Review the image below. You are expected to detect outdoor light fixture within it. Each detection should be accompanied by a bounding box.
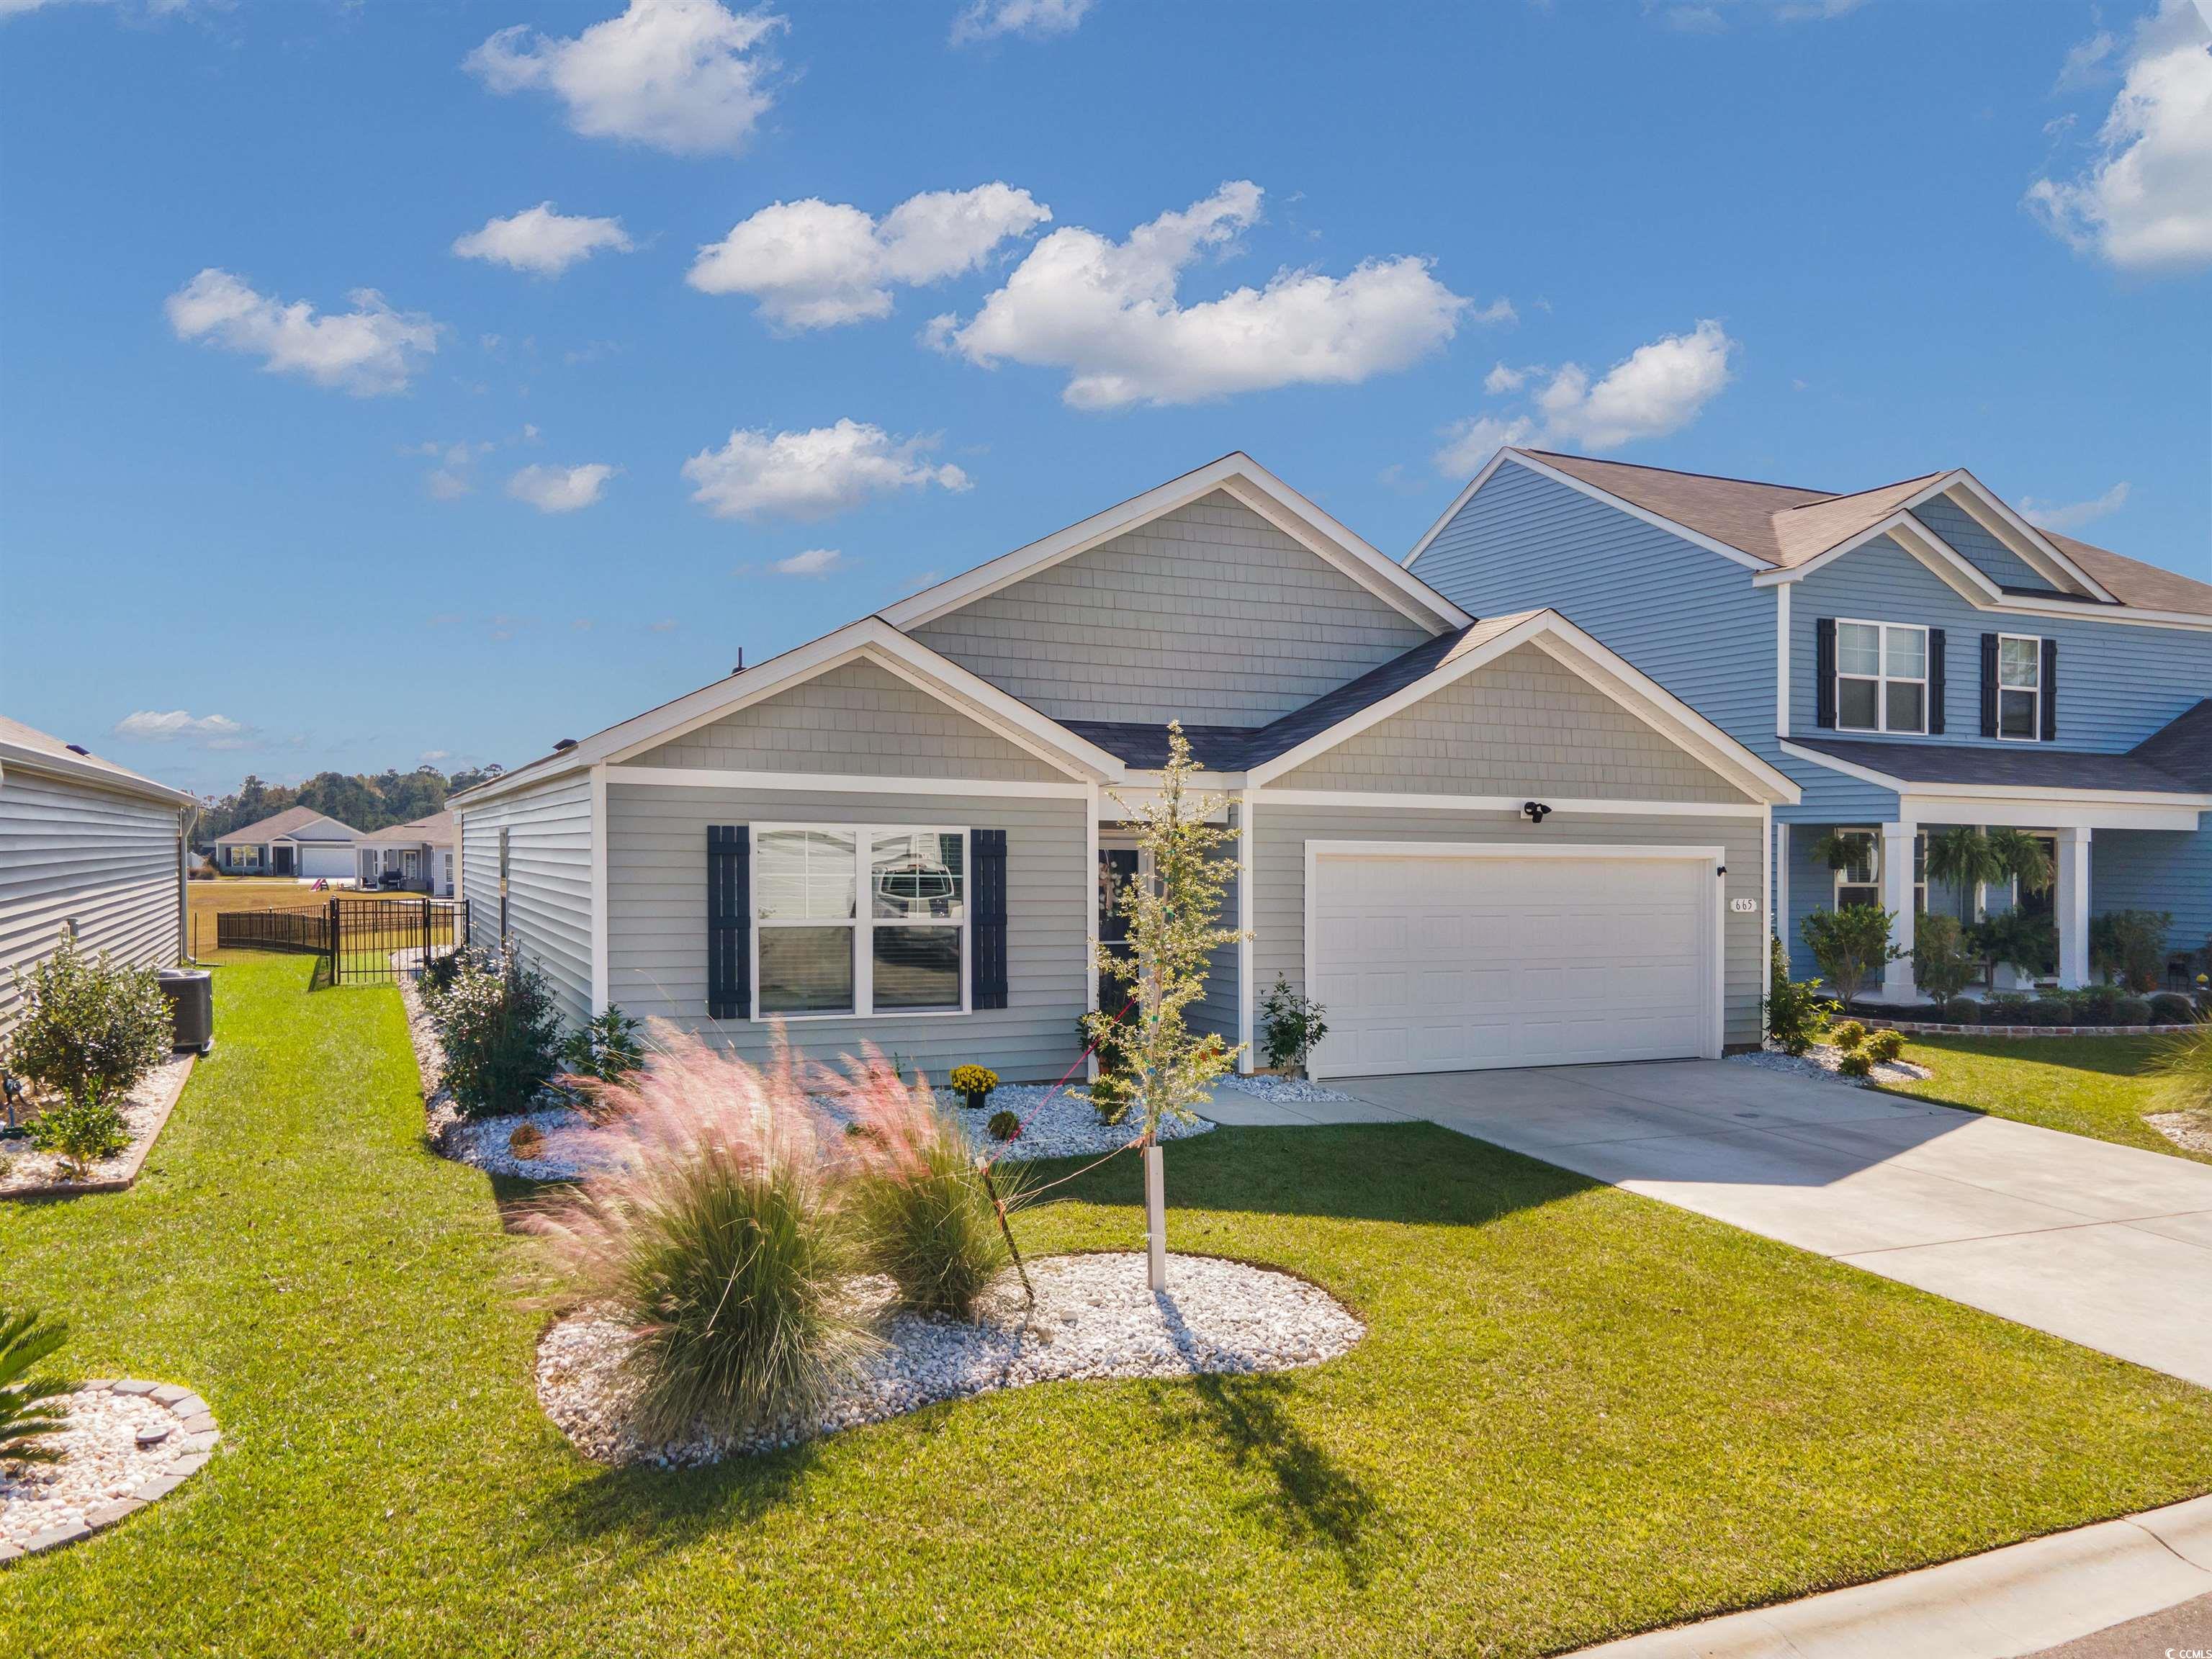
[1522,801,1552,824]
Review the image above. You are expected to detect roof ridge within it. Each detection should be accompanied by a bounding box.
[1771,469,1949,515]
[1523,448,1837,498]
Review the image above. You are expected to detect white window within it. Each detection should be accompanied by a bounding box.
[753,826,968,1019]
[1835,620,1928,734]
[1997,634,2042,742]
[1831,827,1926,914]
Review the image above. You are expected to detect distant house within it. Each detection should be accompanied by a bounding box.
[212,806,363,880]
[355,811,456,896]
[1,714,194,1038]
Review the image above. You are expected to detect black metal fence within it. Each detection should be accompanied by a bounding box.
[329,896,469,985]
[215,908,331,954]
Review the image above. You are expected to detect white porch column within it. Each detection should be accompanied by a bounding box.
[1878,820,1917,1002]
[2056,827,2092,989]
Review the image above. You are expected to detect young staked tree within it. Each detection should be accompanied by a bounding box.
[1094,722,1246,1291]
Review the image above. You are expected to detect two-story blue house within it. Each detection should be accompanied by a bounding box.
[1407,447,2212,1004]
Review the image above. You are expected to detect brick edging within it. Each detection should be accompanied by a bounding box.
[0,1379,220,1563]
[1858,1018,2201,1038]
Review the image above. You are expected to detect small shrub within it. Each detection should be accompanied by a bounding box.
[428,948,563,1119]
[845,1061,1020,1318]
[2090,909,2172,994]
[948,1065,999,1110]
[1763,937,1835,1056]
[986,1109,1021,1143]
[1983,994,2031,1024]
[560,1007,644,1083]
[2023,997,2075,1027]
[1259,976,1328,1074]
[1943,996,1982,1025]
[523,1034,873,1440]
[2074,983,2121,1022]
[1912,913,1977,1004]
[0,1307,71,1468]
[4,934,171,1115]
[27,1094,128,1179]
[508,1121,546,1160]
[421,948,467,998]
[1970,912,2058,989]
[1802,905,1905,1008]
[1863,1029,1906,1064]
[2110,997,2152,1027]
[2149,992,2195,1025]
[1829,1019,1868,1051]
[1835,1048,1875,1078]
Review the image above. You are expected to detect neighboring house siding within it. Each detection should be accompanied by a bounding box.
[457,777,594,1025]
[1910,494,2059,595]
[911,490,1434,724]
[2093,827,2212,969]
[1274,643,1750,804]
[606,783,1087,1081]
[631,658,1064,783]
[0,767,179,1037]
[1251,804,1766,1048]
[1789,535,2211,751]
[1409,463,1783,768]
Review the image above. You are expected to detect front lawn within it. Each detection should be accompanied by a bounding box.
[1887,1034,2209,1165]
[6,954,2212,1657]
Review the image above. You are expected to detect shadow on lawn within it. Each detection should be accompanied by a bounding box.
[537,1440,822,1555]
[1905,1031,2167,1082]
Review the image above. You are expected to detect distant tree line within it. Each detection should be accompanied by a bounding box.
[194,763,503,842]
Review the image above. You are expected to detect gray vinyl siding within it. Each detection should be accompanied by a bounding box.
[1790,534,2212,753]
[457,775,594,1026]
[1910,494,2059,594]
[0,765,181,1037]
[606,784,1087,1082]
[912,490,1435,724]
[631,658,1063,783]
[1253,804,1766,1049]
[1276,643,1750,804]
[1192,863,1239,1046]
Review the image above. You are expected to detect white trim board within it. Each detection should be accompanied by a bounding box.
[1254,788,1761,817]
[604,765,1089,799]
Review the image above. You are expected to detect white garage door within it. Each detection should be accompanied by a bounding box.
[1307,846,1718,1079]
[297,843,356,880]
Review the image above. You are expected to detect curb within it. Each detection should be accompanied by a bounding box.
[1568,1493,2212,1658]
[0,1379,220,1564]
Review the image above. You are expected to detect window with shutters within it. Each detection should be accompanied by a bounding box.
[752,824,968,1018]
[1995,634,2042,742]
[1834,619,1928,734]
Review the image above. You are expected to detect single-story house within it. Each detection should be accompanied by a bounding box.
[452,454,1798,1083]
[1,714,194,1039]
[212,806,362,879]
[356,811,456,896]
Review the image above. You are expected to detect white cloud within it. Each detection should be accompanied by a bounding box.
[2018,480,2131,533]
[420,750,452,763]
[464,0,784,157]
[2028,1,2212,272]
[1434,320,1737,473]
[950,0,1092,45]
[112,710,252,750]
[453,202,634,276]
[688,184,1051,328]
[683,419,969,521]
[771,547,843,576]
[934,181,1480,408]
[165,269,437,395]
[507,462,619,513]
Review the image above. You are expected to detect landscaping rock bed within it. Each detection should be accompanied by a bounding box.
[0,1051,195,1199]
[0,1380,218,1560]
[1214,1074,1355,1105]
[537,1251,1364,1466]
[2149,1112,2212,1156]
[1728,1046,1933,1089]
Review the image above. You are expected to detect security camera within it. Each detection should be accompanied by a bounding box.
[1522,801,1552,824]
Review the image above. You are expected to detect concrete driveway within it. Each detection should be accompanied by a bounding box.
[1272,1061,2212,1389]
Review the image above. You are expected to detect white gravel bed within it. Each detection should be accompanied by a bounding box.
[1728,1044,1933,1089]
[901,1084,1215,1162]
[1,1382,216,1552]
[2149,1111,2212,1156]
[1213,1074,1355,1104]
[537,1251,1364,1466]
[0,1051,194,1196]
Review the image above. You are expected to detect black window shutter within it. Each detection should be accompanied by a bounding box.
[1979,634,2000,738]
[2040,637,2058,742]
[707,824,749,1020]
[1927,628,1946,734]
[1814,618,1837,729]
[971,828,1008,1010]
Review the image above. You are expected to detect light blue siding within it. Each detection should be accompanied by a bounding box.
[2095,827,2212,969]
[1910,494,2059,594]
[1789,534,2211,750]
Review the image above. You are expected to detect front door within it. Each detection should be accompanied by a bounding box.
[1097,848,1142,990]
[273,844,295,876]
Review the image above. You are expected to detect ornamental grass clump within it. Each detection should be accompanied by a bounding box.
[2150,1017,2212,1114]
[844,1056,1020,1320]
[523,1033,873,1441]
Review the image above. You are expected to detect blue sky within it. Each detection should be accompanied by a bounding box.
[4,0,2208,799]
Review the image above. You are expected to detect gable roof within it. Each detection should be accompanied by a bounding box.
[213,805,361,844]
[2127,698,2212,791]
[1426,449,2211,620]
[0,714,196,809]
[358,811,457,848]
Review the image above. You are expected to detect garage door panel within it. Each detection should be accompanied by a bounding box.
[1309,850,1714,1079]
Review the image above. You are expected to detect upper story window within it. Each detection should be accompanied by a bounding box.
[753,825,968,1019]
[1835,620,1928,735]
[1996,634,2042,742]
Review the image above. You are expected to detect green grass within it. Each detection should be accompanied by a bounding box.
[6,954,2212,1657]
[1887,1033,2210,1164]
